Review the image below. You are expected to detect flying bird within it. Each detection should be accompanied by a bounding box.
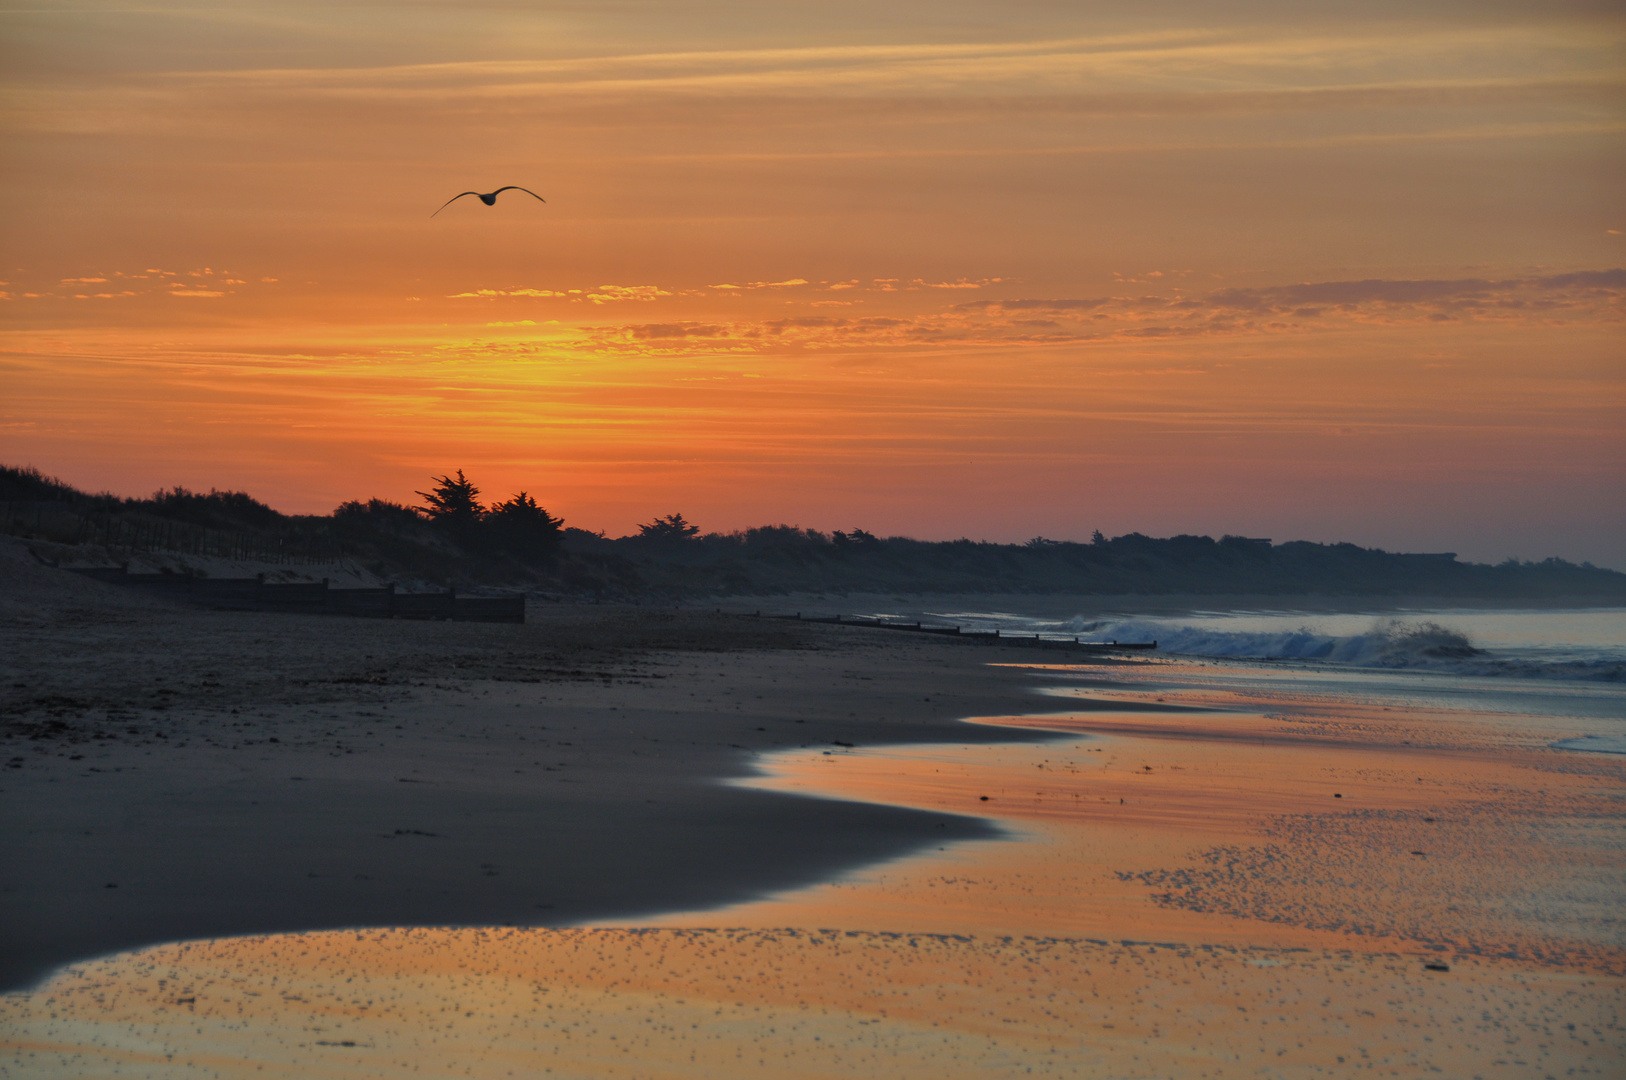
[431,186,546,218]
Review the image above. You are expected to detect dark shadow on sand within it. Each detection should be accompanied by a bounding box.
[0,774,998,992]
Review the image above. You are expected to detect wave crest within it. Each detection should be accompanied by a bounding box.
[1376,621,1481,661]
[1068,616,1620,681]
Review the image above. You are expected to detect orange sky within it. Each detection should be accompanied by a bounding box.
[2,2,1623,564]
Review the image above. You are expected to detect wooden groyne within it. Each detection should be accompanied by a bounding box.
[757,611,1154,652]
[58,564,525,624]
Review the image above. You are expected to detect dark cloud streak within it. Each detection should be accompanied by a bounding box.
[971,269,1626,319]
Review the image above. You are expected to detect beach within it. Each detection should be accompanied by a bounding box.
[2,536,1623,1076]
[0,537,1065,990]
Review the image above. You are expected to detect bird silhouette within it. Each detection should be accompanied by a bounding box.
[431,186,546,218]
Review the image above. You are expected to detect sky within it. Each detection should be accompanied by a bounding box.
[2,1,1623,565]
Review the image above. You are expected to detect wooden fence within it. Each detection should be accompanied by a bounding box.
[63,565,524,624]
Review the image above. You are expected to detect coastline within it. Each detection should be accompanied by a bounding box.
[1,536,1079,992]
[3,533,1623,1075]
[704,590,1626,617]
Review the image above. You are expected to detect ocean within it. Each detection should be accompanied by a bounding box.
[893,606,1625,678]
[7,602,1622,1075]
[852,605,1626,747]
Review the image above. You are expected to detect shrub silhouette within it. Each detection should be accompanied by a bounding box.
[832,528,882,549]
[638,513,700,542]
[334,498,424,529]
[6,459,1624,600]
[0,465,85,503]
[148,486,282,531]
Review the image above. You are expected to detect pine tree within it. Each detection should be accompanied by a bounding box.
[416,470,487,550]
[417,470,484,524]
[489,492,564,564]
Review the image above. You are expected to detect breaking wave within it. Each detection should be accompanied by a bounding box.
[1065,616,1624,681]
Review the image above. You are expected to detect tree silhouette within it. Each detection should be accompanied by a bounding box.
[417,470,484,524]
[416,470,487,550]
[489,492,564,564]
[638,513,700,542]
[832,528,880,548]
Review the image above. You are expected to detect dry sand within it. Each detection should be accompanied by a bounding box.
[1,535,1622,1077]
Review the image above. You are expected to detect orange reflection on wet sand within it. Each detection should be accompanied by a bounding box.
[4,927,1619,1079]
[3,678,1622,1078]
[647,704,1585,954]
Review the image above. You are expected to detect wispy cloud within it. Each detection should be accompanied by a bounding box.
[709,279,809,291]
[585,285,672,303]
[446,284,673,303]
[5,267,268,303]
[567,268,1626,355]
[962,270,1626,323]
[21,21,1617,164]
[971,298,1110,311]
[156,26,1619,106]
[624,323,729,339]
[914,277,1004,289]
[450,288,567,299]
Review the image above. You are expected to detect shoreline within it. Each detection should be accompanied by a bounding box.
[2,536,1090,992]
[6,644,1621,1077]
[4,530,1623,1076]
[702,590,1626,616]
[6,530,1621,991]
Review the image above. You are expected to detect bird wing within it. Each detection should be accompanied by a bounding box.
[491,186,546,204]
[430,192,482,218]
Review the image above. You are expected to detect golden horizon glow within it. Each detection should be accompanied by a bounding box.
[2,2,1623,562]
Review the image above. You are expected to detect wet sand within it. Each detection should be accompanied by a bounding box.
[3,536,1623,1076]
[0,535,1060,990]
[690,692,1625,972]
[5,683,1622,1077]
[5,928,1618,1078]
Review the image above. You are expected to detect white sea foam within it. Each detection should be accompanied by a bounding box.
[1088,617,1624,681]
[912,608,1626,683]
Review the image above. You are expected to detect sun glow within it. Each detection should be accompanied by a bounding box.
[2,2,1622,561]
